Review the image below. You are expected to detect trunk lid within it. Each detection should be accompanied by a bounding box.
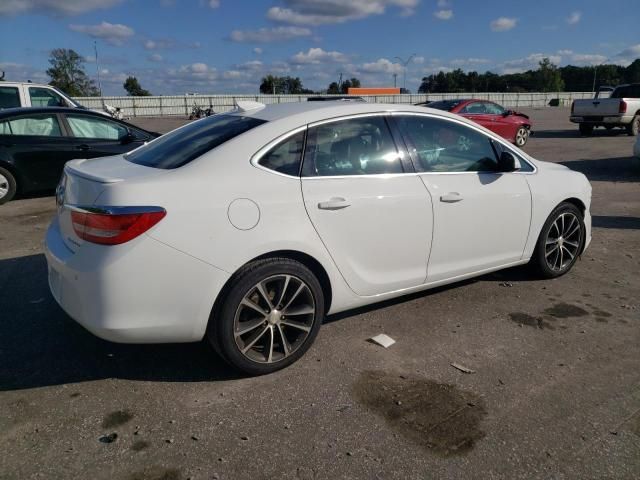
[57,155,164,252]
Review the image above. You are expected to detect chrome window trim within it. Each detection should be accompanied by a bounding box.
[250,125,307,179]
[390,111,537,175]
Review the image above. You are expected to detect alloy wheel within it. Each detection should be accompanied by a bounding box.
[515,127,528,147]
[233,274,316,364]
[544,212,582,272]
[0,173,9,200]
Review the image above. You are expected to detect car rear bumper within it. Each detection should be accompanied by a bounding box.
[570,115,633,125]
[45,218,229,343]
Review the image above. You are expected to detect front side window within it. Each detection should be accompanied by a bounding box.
[303,116,402,176]
[258,130,305,176]
[0,114,62,137]
[126,114,266,169]
[66,114,127,140]
[484,102,505,115]
[29,87,66,107]
[0,87,20,109]
[396,115,499,173]
[460,102,487,114]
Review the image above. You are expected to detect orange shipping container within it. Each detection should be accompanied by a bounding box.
[347,87,401,95]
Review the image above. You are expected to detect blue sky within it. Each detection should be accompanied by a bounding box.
[1,0,639,95]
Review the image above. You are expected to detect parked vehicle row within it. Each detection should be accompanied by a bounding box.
[45,100,591,375]
[417,98,532,147]
[0,107,158,203]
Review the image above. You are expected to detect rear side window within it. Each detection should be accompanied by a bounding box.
[258,130,305,176]
[126,115,266,169]
[302,116,402,176]
[0,87,20,109]
[0,113,62,137]
[426,100,463,111]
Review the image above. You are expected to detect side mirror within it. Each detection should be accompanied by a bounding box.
[498,151,521,172]
[119,129,135,144]
[502,110,512,117]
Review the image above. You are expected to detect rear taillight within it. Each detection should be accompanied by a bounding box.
[619,101,627,113]
[571,101,575,114]
[70,207,166,245]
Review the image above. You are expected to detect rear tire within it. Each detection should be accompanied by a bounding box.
[0,167,17,205]
[530,202,585,279]
[579,124,593,136]
[626,115,639,136]
[208,258,325,375]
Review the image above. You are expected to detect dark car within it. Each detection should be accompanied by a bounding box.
[416,99,532,147]
[0,107,159,204]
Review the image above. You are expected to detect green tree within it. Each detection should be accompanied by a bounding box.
[623,59,640,83]
[533,58,564,92]
[123,76,152,96]
[327,81,340,94]
[340,77,361,94]
[259,75,306,94]
[46,49,99,96]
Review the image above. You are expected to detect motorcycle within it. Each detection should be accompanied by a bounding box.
[189,103,215,120]
[103,103,124,120]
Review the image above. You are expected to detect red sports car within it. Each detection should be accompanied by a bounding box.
[417,99,532,147]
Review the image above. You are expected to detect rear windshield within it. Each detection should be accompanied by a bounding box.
[126,114,266,169]
[424,100,464,111]
[611,85,640,98]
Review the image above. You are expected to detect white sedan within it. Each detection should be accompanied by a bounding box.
[45,101,592,375]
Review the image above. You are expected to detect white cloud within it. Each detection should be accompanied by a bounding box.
[569,54,607,66]
[614,44,640,66]
[490,17,517,32]
[557,49,573,56]
[434,9,452,20]
[566,11,581,25]
[413,56,425,64]
[253,47,263,55]
[266,0,419,26]
[450,57,490,67]
[148,53,164,62]
[208,0,220,8]
[237,60,264,70]
[437,0,450,6]
[69,21,134,46]
[229,26,312,43]
[361,58,404,74]
[291,47,348,64]
[501,53,561,73]
[0,0,122,16]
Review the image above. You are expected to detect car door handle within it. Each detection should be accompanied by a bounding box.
[440,192,463,203]
[75,144,91,151]
[318,197,351,210]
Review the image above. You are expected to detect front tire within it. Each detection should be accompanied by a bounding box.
[626,115,639,136]
[208,258,325,375]
[531,202,585,279]
[514,126,529,147]
[0,167,17,205]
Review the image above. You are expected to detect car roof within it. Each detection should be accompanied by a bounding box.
[0,82,52,87]
[236,101,474,125]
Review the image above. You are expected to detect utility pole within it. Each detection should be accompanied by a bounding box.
[338,72,343,92]
[94,41,102,97]
[393,73,397,87]
[394,53,416,92]
[592,65,597,94]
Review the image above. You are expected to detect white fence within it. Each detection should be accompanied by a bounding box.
[73,92,594,118]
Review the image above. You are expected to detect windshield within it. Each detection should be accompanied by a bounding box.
[126,114,266,169]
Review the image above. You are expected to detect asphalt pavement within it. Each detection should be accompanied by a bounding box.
[1,107,639,480]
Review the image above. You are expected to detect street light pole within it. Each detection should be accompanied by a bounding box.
[394,53,416,92]
[94,41,102,97]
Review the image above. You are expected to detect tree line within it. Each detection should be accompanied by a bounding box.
[418,58,640,93]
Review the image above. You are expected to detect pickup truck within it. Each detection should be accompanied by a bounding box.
[570,83,640,136]
[0,81,121,118]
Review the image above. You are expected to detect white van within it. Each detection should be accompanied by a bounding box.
[0,82,84,109]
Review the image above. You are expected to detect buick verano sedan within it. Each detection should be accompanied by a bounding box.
[45,101,591,375]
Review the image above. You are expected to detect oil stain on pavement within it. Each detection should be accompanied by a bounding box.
[353,371,486,456]
[102,410,134,429]
[543,303,589,318]
[509,312,555,330]
[126,467,181,480]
